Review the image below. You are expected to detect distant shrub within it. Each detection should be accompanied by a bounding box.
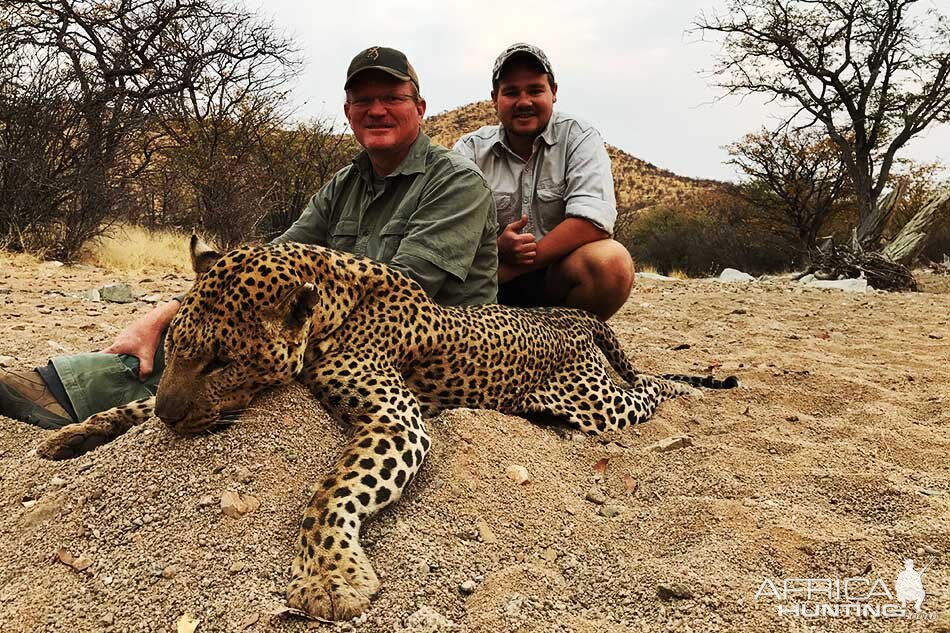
[620,187,800,276]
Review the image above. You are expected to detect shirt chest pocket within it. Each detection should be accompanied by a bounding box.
[328,219,358,253]
[493,192,518,232]
[377,218,408,264]
[535,180,566,232]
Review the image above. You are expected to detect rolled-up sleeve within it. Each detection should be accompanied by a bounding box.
[563,129,617,234]
[393,163,495,282]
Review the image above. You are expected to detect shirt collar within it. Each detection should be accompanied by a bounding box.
[354,130,430,180]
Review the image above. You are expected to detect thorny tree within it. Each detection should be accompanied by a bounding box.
[727,128,849,248]
[0,0,297,259]
[696,0,950,248]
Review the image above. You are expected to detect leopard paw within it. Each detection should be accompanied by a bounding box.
[36,422,114,460]
[285,568,379,621]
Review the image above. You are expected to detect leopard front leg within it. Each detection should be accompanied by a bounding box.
[36,396,156,460]
[287,358,430,621]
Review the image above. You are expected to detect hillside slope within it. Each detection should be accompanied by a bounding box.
[425,101,722,213]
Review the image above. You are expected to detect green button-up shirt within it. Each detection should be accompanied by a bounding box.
[275,131,498,306]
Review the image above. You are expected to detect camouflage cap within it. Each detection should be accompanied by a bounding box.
[345,46,420,92]
[492,43,554,83]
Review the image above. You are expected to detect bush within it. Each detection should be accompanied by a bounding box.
[621,187,800,276]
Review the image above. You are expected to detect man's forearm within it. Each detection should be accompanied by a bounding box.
[533,218,608,267]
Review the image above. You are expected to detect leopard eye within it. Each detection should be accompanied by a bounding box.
[203,358,231,374]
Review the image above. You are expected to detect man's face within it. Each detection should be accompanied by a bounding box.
[344,71,426,156]
[492,59,557,140]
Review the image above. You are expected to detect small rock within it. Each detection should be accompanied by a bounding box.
[505,464,530,485]
[648,436,693,453]
[398,606,454,633]
[717,268,755,283]
[81,289,102,302]
[476,518,497,544]
[198,494,215,507]
[415,559,430,575]
[229,561,246,575]
[585,487,607,505]
[49,476,67,488]
[99,613,115,626]
[139,294,162,304]
[220,490,260,518]
[40,261,64,269]
[99,284,134,304]
[460,580,477,594]
[235,466,253,484]
[0,355,14,367]
[38,307,52,315]
[599,504,625,518]
[657,582,694,600]
[929,332,944,340]
[162,565,179,579]
[543,547,558,562]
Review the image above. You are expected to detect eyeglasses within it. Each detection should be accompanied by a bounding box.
[348,94,417,109]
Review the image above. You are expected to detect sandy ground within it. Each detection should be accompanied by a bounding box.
[0,255,948,633]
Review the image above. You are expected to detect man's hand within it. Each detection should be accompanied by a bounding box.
[101,300,180,380]
[497,215,537,265]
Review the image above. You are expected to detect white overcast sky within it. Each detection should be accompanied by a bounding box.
[256,0,950,182]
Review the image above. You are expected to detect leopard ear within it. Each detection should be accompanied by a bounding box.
[190,232,222,275]
[273,283,320,332]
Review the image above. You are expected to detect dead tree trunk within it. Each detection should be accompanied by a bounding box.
[853,183,905,250]
[881,189,950,265]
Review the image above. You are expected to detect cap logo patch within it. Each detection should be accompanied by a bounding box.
[366,47,380,60]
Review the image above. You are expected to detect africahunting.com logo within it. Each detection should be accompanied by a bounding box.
[755,559,934,620]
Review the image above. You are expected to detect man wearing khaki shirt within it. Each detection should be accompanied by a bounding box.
[454,43,634,320]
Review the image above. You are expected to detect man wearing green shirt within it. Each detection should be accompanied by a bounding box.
[0,46,498,429]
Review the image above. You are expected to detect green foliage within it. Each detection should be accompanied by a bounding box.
[623,188,800,276]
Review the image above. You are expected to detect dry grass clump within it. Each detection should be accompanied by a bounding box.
[79,225,191,273]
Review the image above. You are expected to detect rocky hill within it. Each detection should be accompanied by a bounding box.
[425,101,723,214]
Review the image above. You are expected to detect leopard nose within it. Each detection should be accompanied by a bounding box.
[154,393,189,426]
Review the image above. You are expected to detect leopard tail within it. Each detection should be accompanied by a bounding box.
[591,319,740,390]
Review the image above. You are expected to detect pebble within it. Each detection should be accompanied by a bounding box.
[99,284,134,303]
[49,476,67,488]
[229,561,246,575]
[235,466,253,484]
[657,583,694,600]
[505,464,530,485]
[220,490,260,518]
[459,580,477,594]
[585,487,607,505]
[0,355,14,367]
[599,504,625,518]
[99,613,115,626]
[476,518,497,543]
[162,565,179,579]
[648,436,694,453]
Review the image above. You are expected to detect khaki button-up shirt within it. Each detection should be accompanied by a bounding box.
[275,132,498,306]
[454,111,616,240]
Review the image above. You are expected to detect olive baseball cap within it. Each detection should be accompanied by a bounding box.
[345,46,420,92]
[492,43,555,83]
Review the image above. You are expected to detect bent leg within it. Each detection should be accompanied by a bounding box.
[545,239,634,320]
[288,356,431,621]
[36,396,156,460]
[514,360,698,434]
[51,342,165,421]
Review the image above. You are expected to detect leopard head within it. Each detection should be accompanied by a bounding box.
[154,235,327,434]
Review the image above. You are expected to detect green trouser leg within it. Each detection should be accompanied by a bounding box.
[50,334,166,422]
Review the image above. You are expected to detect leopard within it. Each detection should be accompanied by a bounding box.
[36,236,739,621]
